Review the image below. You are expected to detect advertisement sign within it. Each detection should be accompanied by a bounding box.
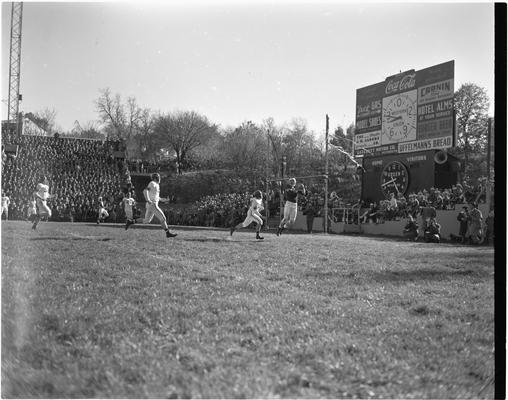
[354,131,381,149]
[397,135,453,153]
[355,82,384,136]
[354,60,454,156]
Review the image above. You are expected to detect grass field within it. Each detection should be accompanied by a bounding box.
[1,220,495,399]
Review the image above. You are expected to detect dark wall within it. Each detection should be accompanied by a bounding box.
[435,156,461,189]
[361,150,458,203]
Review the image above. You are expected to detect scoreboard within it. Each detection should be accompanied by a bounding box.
[355,61,455,157]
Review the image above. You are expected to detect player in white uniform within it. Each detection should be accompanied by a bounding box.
[32,176,52,230]
[142,173,177,238]
[96,196,109,224]
[1,193,10,220]
[230,190,265,240]
[120,191,136,230]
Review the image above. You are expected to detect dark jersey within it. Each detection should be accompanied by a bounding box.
[284,187,306,204]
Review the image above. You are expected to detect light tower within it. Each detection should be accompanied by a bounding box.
[7,2,23,136]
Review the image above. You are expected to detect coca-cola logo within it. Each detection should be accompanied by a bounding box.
[385,73,416,95]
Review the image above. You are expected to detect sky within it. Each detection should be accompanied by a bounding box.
[1,1,496,137]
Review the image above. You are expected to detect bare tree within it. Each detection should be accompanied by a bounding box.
[221,121,266,175]
[134,108,159,162]
[80,121,104,140]
[95,88,142,141]
[263,117,285,177]
[330,123,356,171]
[154,110,218,172]
[23,107,57,135]
[95,88,125,138]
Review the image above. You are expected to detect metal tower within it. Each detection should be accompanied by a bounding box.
[7,2,23,133]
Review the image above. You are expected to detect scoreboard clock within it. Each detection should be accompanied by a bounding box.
[382,90,417,144]
[380,161,409,197]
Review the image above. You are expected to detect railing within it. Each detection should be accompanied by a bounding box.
[331,207,361,224]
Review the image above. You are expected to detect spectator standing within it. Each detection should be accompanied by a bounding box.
[484,209,494,245]
[386,192,398,220]
[367,202,380,224]
[303,196,318,234]
[467,203,483,245]
[408,194,420,219]
[456,206,470,243]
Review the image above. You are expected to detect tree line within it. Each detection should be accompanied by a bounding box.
[23,83,493,187]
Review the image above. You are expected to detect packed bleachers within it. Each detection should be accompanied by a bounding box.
[1,135,124,222]
[1,133,492,232]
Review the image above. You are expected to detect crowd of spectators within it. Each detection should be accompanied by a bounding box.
[1,134,123,222]
[169,177,493,230]
[1,133,493,243]
[358,180,491,224]
[160,192,253,228]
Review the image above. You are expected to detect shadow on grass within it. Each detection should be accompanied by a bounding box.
[368,267,490,283]
[360,234,495,249]
[30,236,112,241]
[181,237,228,243]
[89,223,232,233]
[182,236,267,243]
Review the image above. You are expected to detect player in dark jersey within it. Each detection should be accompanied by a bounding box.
[276,178,306,236]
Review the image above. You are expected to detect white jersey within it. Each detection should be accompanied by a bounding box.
[250,197,264,212]
[121,197,135,212]
[1,196,10,208]
[145,181,160,203]
[35,183,50,200]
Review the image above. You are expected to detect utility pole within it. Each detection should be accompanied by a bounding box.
[7,2,23,137]
[486,117,493,210]
[265,130,271,227]
[324,114,329,234]
[487,117,492,181]
[280,155,287,219]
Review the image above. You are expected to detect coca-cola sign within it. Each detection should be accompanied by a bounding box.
[385,73,416,95]
[355,60,454,157]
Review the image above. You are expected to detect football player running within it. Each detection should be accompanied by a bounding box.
[230,190,265,240]
[96,196,109,224]
[276,178,307,236]
[141,173,177,238]
[31,176,52,230]
[1,192,10,220]
[121,191,137,230]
